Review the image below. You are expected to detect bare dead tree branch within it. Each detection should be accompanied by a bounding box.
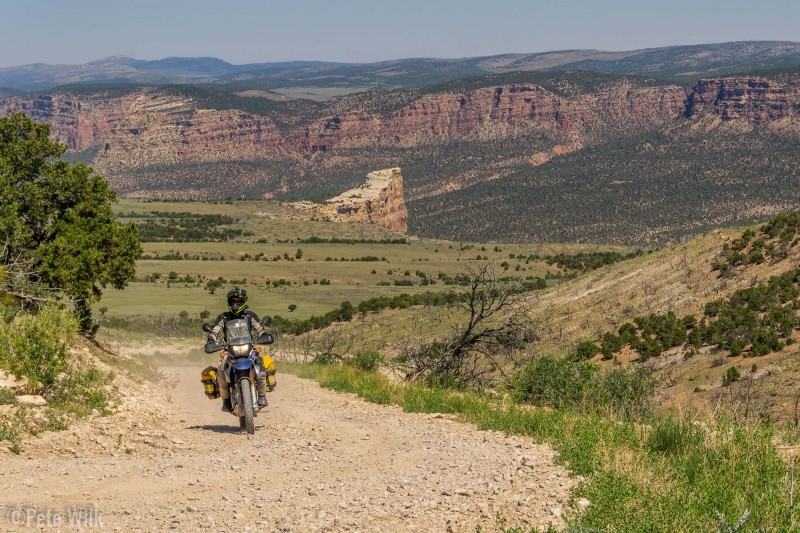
[394,262,535,390]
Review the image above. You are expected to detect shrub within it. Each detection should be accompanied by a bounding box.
[750,328,783,357]
[394,264,533,389]
[506,355,654,420]
[46,358,112,415]
[0,305,78,393]
[505,355,598,410]
[573,340,600,360]
[618,322,638,342]
[749,250,766,264]
[633,337,663,361]
[729,340,745,356]
[601,332,623,359]
[586,366,654,420]
[346,351,383,372]
[723,366,741,386]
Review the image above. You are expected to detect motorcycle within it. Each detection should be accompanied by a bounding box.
[202,316,274,434]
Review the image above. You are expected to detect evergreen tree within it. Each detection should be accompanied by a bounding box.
[0,113,141,333]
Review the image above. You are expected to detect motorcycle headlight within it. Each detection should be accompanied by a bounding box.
[231,344,251,356]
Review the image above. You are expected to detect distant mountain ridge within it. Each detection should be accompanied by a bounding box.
[478,41,800,76]
[2,41,800,91]
[0,87,21,98]
[0,55,340,91]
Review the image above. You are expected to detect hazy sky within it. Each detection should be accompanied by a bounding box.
[1,0,798,68]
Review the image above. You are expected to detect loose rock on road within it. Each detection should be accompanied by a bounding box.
[0,366,575,532]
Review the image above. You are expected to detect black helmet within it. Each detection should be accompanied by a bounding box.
[227,286,248,315]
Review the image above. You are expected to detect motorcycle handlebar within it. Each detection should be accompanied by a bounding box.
[204,336,273,354]
[204,342,225,354]
[255,333,275,345]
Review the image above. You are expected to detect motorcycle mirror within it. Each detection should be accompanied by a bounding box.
[202,323,213,333]
[262,316,272,327]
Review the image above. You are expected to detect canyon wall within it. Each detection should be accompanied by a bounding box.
[686,78,800,122]
[297,83,688,152]
[2,76,799,201]
[1,81,691,166]
[92,94,286,176]
[0,92,139,150]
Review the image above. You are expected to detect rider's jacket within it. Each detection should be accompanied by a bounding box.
[207,310,266,346]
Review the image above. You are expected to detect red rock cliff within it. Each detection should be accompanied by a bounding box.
[93,94,286,176]
[3,77,798,201]
[0,92,138,150]
[297,83,687,153]
[0,82,691,169]
[287,167,408,233]
[687,78,800,122]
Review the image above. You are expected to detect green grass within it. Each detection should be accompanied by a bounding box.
[0,418,21,453]
[282,363,800,532]
[0,387,16,405]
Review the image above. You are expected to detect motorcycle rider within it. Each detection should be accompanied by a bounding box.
[206,287,269,412]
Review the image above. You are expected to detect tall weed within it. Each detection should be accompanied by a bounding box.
[0,387,16,405]
[646,417,705,456]
[504,355,654,420]
[46,358,113,416]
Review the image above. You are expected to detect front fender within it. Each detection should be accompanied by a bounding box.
[231,359,254,371]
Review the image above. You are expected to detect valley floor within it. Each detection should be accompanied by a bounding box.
[0,363,573,532]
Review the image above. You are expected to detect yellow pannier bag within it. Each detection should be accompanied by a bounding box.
[262,354,277,391]
[201,366,220,399]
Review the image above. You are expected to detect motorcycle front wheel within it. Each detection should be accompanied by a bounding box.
[238,377,255,435]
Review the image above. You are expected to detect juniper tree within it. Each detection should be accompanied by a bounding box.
[0,113,141,333]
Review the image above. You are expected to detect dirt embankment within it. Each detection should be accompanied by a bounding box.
[0,357,575,532]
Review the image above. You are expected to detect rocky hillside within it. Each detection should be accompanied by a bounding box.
[3,70,800,244]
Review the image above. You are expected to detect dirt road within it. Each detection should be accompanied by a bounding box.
[0,366,575,532]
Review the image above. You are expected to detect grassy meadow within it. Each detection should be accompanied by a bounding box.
[101,199,632,323]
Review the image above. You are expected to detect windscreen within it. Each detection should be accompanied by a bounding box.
[225,319,251,346]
